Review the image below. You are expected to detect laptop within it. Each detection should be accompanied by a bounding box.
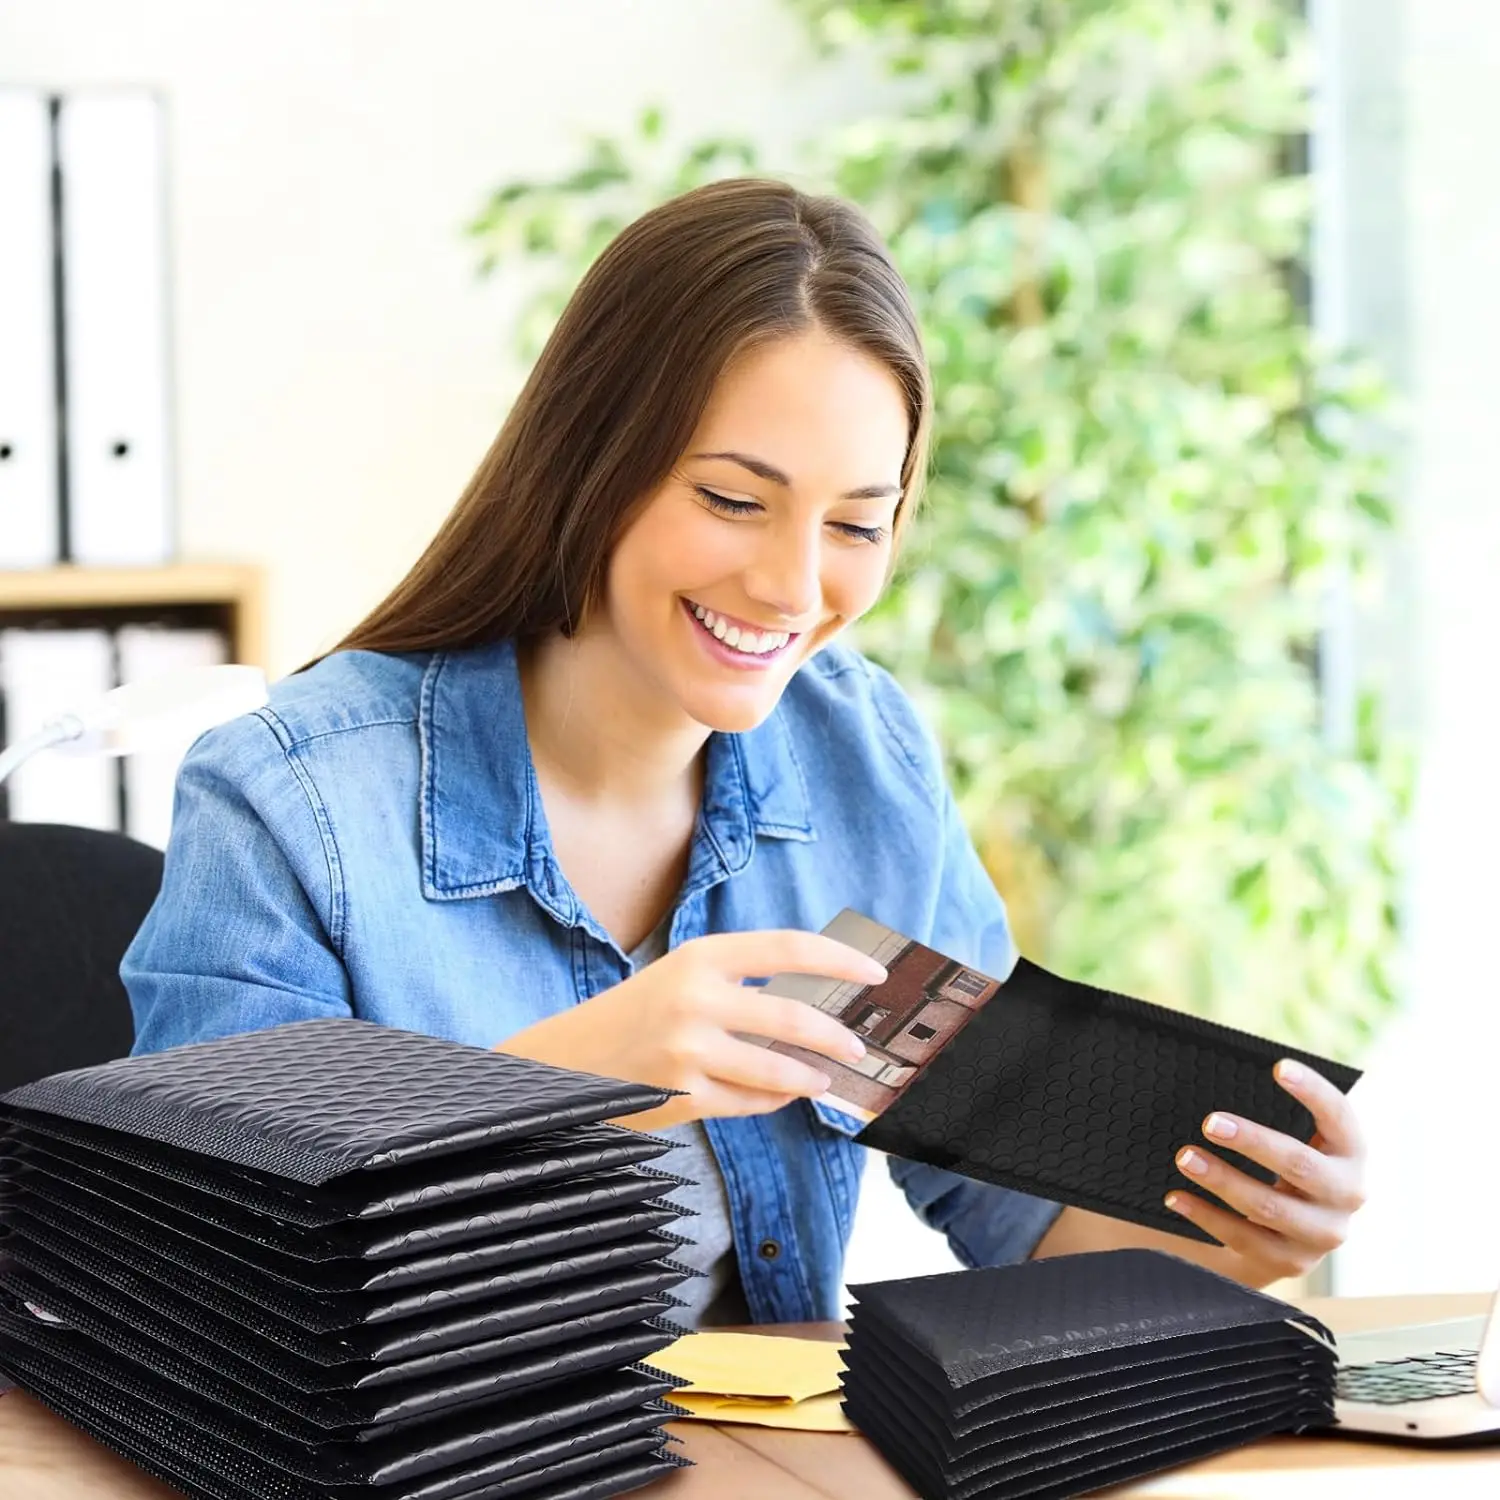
[1332,1284,1500,1440]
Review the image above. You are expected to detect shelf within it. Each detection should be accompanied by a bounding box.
[0,562,266,668]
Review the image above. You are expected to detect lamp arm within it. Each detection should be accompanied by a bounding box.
[0,715,86,787]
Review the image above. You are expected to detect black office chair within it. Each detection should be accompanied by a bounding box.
[0,821,162,1093]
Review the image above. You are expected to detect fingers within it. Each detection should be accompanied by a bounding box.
[1195,1113,1365,1212]
[695,1029,838,1101]
[1174,1145,1350,1253]
[1273,1059,1365,1160]
[713,986,869,1065]
[1164,1189,1323,1280]
[690,929,888,987]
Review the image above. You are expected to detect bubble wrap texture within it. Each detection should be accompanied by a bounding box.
[842,1375,1312,1500]
[9,1169,685,1298]
[1,1018,672,1185]
[842,1318,1328,1432]
[0,1306,683,1490]
[13,1142,687,1262]
[0,1314,686,1500]
[846,1250,1333,1388]
[856,957,1361,1242]
[0,1295,678,1445]
[0,1020,698,1500]
[840,1252,1337,1500]
[4,1112,674,1223]
[11,1194,691,1332]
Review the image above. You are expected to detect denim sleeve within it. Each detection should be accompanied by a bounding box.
[123,711,353,1054]
[887,776,1064,1263]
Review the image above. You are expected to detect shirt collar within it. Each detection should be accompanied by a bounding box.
[418,640,815,907]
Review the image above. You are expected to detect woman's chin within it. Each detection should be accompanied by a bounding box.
[675,674,789,735]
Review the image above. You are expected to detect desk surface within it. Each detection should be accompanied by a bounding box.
[2,1294,1497,1499]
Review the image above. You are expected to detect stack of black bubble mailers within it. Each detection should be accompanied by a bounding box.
[841,1250,1337,1500]
[0,1018,699,1500]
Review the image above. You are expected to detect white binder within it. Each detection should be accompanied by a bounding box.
[0,627,119,830]
[0,88,61,568]
[57,90,173,565]
[115,623,228,849]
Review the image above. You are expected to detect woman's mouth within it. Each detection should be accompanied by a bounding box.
[682,598,796,668]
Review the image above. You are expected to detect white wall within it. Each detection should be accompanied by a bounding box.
[1316,0,1500,1296]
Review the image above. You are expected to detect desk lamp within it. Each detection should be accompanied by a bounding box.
[0,663,268,787]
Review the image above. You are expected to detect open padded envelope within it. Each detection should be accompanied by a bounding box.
[851,953,1360,1243]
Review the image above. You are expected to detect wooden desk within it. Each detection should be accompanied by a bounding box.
[3,1295,1498,1499]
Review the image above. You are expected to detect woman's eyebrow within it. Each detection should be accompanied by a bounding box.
[691,450,901,501]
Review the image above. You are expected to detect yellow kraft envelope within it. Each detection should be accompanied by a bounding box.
[651,1332,856,1432]
[671,1390,853,1432]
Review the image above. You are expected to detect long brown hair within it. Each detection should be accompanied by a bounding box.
[335,177,931,658]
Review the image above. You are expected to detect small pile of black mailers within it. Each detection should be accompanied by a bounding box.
[841,1249,1338,1500]
[0,1017,699,1500]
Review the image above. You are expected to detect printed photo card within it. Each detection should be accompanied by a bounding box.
[758,908,1002,1123]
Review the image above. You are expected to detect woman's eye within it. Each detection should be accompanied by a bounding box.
[834,522,888,545]
[696,485,887,544]
[696,487,761,517]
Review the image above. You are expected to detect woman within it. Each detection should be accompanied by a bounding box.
[124,178,1366,1327]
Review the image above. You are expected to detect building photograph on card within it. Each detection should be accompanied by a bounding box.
[760,908,1003,1122]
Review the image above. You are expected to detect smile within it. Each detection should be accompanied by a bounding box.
[682,599,796,666]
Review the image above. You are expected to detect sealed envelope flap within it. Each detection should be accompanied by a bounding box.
[650,1330,845,1403]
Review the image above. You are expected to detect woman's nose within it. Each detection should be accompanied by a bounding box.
[744,525,821,621]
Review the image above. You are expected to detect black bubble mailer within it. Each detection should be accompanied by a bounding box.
[0,1017,697,1499]
[853,953,1362,1243]
[841,1249,1337,1500]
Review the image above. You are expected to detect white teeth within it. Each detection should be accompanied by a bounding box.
[688,601,789,655]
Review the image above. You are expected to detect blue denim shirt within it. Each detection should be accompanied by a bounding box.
[123,639,1061,1321]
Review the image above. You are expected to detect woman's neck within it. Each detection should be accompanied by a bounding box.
[518,627,710,806]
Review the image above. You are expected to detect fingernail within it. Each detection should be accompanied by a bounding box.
[865,964,888,984]
[847,1035,866,1060]
[1277,1059,1306,1088]
[1165,1193,1190,1215]
[1204,1113,1238,1141]
[813,1073,831,1093]
[1179,1148,1208,1177]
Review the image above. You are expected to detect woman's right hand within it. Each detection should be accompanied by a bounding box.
[494,929,884,1130]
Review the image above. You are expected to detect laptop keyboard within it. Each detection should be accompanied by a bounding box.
[1338,1349,1480,1405]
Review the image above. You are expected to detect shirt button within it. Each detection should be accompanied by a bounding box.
[758,1238,781,1261]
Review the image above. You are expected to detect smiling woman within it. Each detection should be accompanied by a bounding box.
[327,177,930,662]
[596,329,906,735]
[121,178,1366,1330]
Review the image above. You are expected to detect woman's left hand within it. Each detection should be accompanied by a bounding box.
[1166,1058,1367,1284]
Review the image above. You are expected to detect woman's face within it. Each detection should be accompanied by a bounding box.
[602,329,909,734]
